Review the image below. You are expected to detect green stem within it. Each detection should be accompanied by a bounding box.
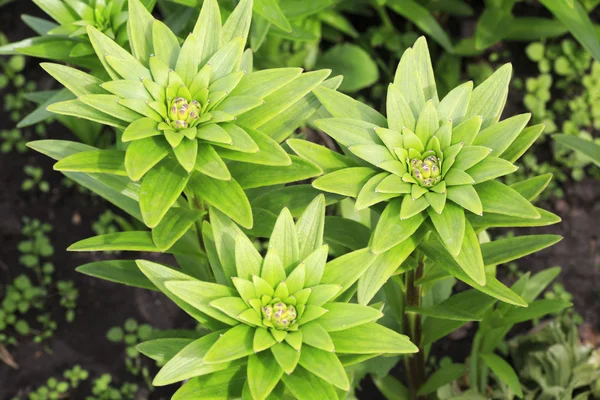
[404,256,427,400]
[190,197,207,253]
[375,3,394,30]
[470,331,481,391]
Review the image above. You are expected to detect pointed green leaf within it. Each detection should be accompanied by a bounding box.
[287,139,353,174]
[451,115,483,147]
[269,208,300,273]
[271,342,300,375]
[128,0,155,65]
[137,338,195,365]
[313,167,378,197]
[48,100,127,129]
[229,155,322,189]
[203,324,255,364]
[502,124,545,163]
[552,134,600,167]
[188,173,252,229]
[76,260,156,291]
[465,64,512,129]
[41,63,105,97]
[428,202,464,256]
[466,157,518,183]
[405,304,481,322]
[417,363,466,396]
[140,158,190,228]
[248,351,284,400]
[387,83,416,132]
[318,303,382,332]
[154,331,239,385]
[358,234,421,305]
[152,207,205,252]
[174,139,198,173]
[479,353,523,398]
[152,21,180,68]
[217,127,290,167]
[164,280,239,325]
[125,136,170,182]
[87,26,150,80]
[54,150,126,176]
[313,87,387,126]
[452,220,486,286]
[473,113,531,156]
[254,0,292,32]
[356,173,399,210]
[192,0,222,66]
[481,235,562,266]
[419,239,527,306]
[222,0,253,43]
[437,81,472,124]
[510,173,552,202]
[320,248,377,296]
[329,323,418,354]
[372,199,426,254]
[475,181,540,219]
[299,346,349,390]
[136,260,224,330]
[261,248,286,287]
[447,185,483,215]
[540,0,600,62]
[172,365,246,400]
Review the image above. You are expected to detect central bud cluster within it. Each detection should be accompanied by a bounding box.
[92,6,114,36]
[168,97,201,130]
[262,300,297,330]
[410,150,441,187]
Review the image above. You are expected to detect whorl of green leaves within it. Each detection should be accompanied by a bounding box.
[0,0,155,65]
[297,37,550,287]
[38,0,332,231]
[136,196,417,400]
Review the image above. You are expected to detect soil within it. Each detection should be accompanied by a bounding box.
[0,1,599,400]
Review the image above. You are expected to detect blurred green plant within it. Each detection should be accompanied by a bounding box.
[21,166,50,193]
[106,318,154,387]
[509,319,600,400]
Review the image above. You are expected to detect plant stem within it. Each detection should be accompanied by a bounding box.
[190,197,206,253]
[404,256,427,400]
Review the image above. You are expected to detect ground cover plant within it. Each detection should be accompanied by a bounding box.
[1,0,599,399]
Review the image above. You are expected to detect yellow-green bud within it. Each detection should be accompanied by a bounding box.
[168,97,201,130]
[262,301,297,330]
[410,150,441,187]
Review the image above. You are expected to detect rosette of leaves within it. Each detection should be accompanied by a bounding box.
[0,0,155,67]
[38,0,332,232]
[295,37,548,286]
[135,196,417,400]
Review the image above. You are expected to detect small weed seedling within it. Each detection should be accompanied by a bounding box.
[106,319,154,387]
[21,166,50,193]
[86,374,139,400]
[11,365,89,400]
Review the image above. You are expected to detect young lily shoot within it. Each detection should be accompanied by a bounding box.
[33,0,330,233]
[301,37,551,285]
[137,196,418,400]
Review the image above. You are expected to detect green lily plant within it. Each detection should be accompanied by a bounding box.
[137,196,417,399]
[0,0,156,68]
[297,37,546,281]
[34,0,333,236]
[289,37,564,397]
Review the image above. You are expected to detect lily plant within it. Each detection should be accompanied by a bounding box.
[35,0,332,240]
[137,196,418,399]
